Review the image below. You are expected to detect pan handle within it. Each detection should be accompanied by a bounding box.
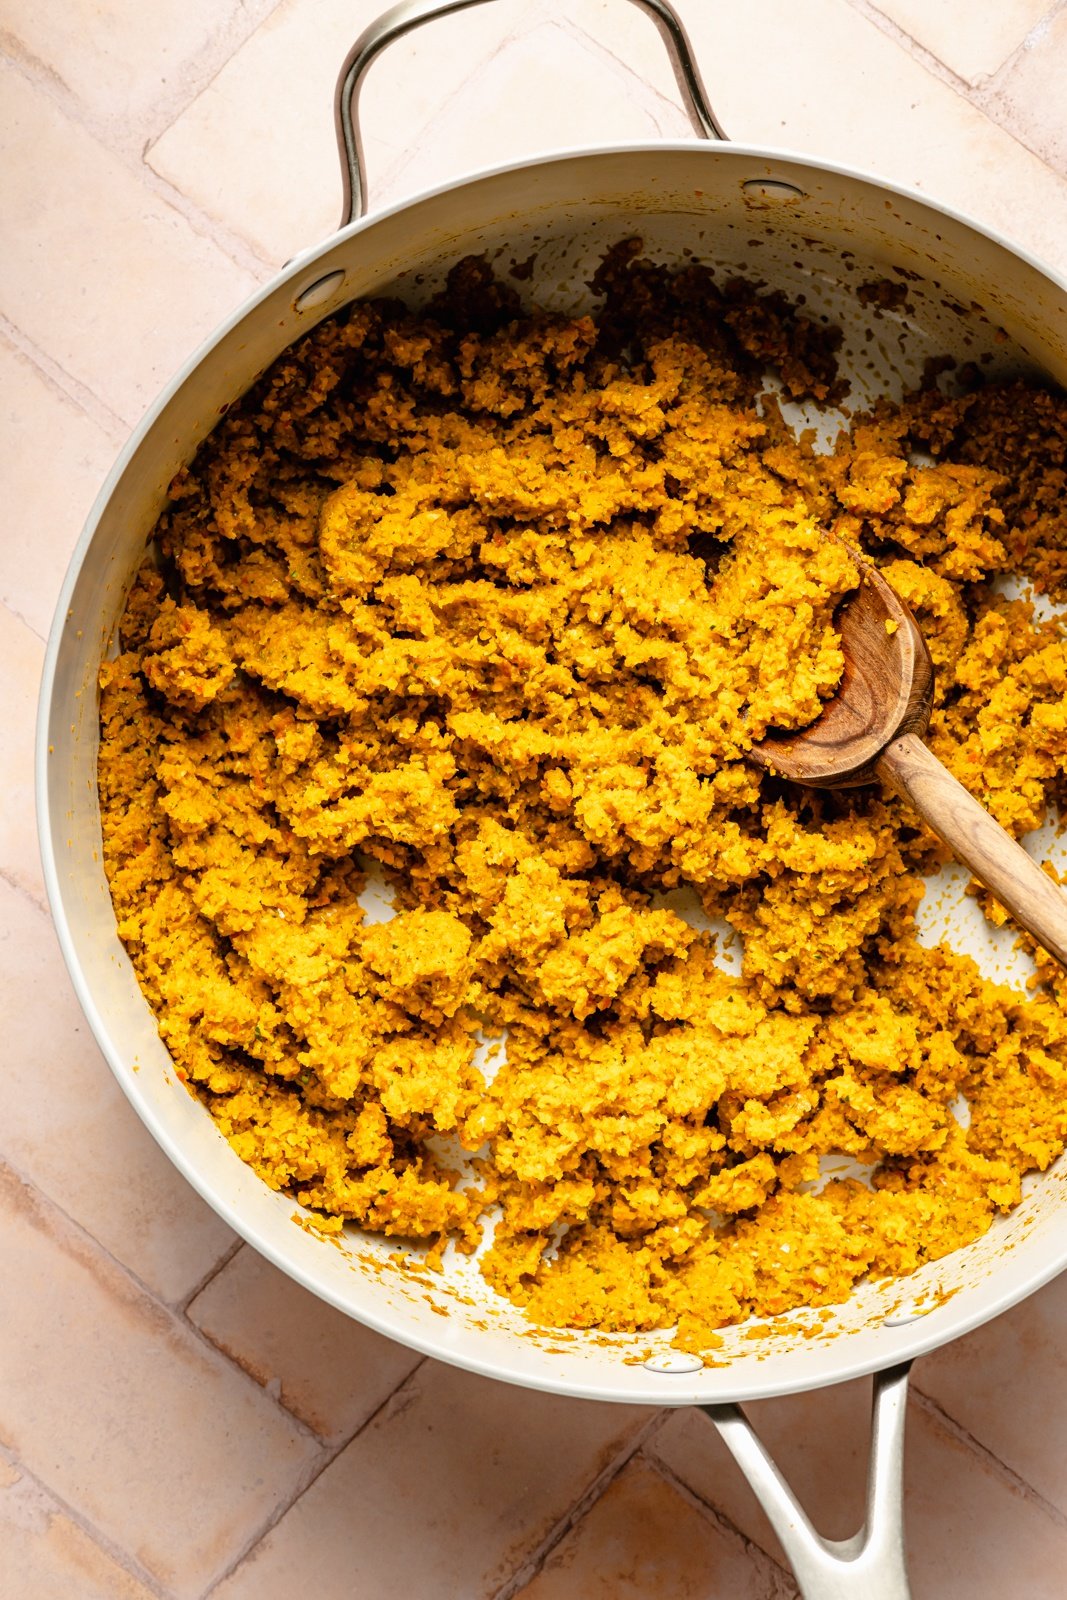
[334,0,725,226]
[700,1363,913,1600]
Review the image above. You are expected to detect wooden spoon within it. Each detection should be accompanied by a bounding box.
[749,559,1067,968]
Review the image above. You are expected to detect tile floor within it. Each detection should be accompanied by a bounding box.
[2,1,1067,1594]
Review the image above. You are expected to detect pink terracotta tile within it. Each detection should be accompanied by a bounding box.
[1,0,276,145]
[187,1244,423,1444]
[0,338,120,642]
[870,0,1051,85]
[988,7,1067,178]
[514,1457,772,1599]
[0,605,45,909]
[146,0,513,265]
[0,1449,155,1600]
[0,61,259,427]
[214,1359,649,1600]
[650,1380,1067,1598]
[0,1161,319,1599]
[913,1275,1067,1515]
[0,877,237,1302]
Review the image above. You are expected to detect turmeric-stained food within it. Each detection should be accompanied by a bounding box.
[99,246,1067,1353]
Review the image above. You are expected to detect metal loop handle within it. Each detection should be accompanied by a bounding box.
[334,0,725,226]
[701,1364,913,1600]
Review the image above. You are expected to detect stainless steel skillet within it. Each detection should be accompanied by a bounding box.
[37,2,1067,1593]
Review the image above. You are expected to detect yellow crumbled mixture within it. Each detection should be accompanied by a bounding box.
[98,245,1067,1354]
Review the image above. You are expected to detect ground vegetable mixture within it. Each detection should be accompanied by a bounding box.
[99,244,1067,1354]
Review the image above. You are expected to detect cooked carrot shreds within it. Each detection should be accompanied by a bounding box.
[99,247,1067,1355]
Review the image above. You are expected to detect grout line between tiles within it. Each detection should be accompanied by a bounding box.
[1,594,47,646]
[645,1423,801,1590]
[0,1150,322,1444]
[848,0,1067,187]
[978,0,1067,90]
[844,0,1067,220]
[174,1239,426,1453]
[644,1451,801,1599]
[175,1235,245,1316]
[837,1,1067,210]
[1,3,533,279]
[908,1384,1067,1528]
[0,38,279,283]
[150,1290,326,1454]
[131,0,290,157]
[0,862,49,918]
[556,8,697,130]
[0,1430,175,1600]
[487,1406,668,1600]
[970,0,1067,173]
[199,1355,430,1597]
[0,0,286,164]
[0,312,130,443]
[367,20,534,203]
[368,4,689,202]
[0,24,68,94]
[845,0,984,97]
[3,1153,471,1596]
[0,1153,347,1596]
[133,161,281,279]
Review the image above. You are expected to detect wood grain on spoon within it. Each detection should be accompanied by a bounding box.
[749,557,1067,969]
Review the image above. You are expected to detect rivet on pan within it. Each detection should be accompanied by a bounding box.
[883,1307,929,1328]
[643,1351,705,1374]
[742,179,805,203]
[293,269,347,313]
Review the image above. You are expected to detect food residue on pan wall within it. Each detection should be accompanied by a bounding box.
[98,242,1067,1356]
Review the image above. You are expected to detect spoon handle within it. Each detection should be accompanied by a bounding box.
[876,732,1067,969]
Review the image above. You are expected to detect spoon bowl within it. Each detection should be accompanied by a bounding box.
[750,561,934,788]
[748,553,1067,969]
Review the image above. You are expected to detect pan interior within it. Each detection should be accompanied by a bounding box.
[41,145,1067,1402]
